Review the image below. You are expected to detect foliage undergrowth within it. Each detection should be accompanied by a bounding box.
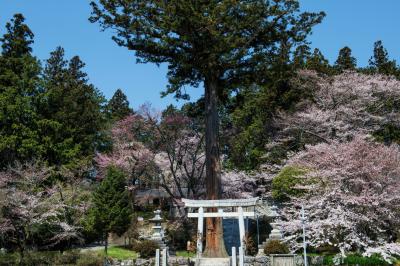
[322,253,390,265]
[263,240,290,255]
[0,250,102,266]
[132,240,159,259]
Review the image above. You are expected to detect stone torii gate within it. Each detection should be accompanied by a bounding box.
[181,197,259,258]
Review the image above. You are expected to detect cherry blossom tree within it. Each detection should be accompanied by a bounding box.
[0,163,82,258]
[278,135,400,261]
[95,113,156,186]
[95,106,207,201]
[221,170,259,199]
[275,71,400,146]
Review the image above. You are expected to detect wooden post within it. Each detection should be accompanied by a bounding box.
[197,207,204,258]
[231,247,237,266]
[155,249,160,266]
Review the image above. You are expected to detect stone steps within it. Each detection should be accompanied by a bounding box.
[196,258,230,266]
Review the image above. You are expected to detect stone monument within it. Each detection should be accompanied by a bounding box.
[149,209,166,248]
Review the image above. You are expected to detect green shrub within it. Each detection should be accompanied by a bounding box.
[322,255,334,265]
[75,252,103,266]
[343,253,389,265]
[272,166,308,201]
[0,250,105,266]
[133,240,159,258]
[0,253,19,266]
[166,220,194,250]
[263,240,289,255]
[21,251,60,265]
[55,250,80,264]
[322,253,389,266]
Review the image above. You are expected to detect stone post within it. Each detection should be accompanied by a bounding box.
[162,248,167,266]
[239,246,244,266]
[238,207,245,248]
[155,249,160,266]
[197,206,204,258]
[231,247,237,266]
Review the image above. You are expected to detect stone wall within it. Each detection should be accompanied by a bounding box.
[111,257,195,266]
[111,255,324,266]
[244,255,325,266]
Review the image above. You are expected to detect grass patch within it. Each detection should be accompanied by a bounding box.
[98,246,138,260]
[175,250,195,258]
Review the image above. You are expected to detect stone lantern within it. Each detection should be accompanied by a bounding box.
[268,205,282,240]
[257,205,283,256]
[149,209,164,241]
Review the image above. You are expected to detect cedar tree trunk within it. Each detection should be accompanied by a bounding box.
[203,75,228,258]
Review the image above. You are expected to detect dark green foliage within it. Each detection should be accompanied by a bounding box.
[132,240,159,259]
[0,14,33,57]
[374,123,400,145]
[90,0,325,100]
[107,88,133,121]
[229,72,315,169]
[39,46,107,167]
[368,40,398,76]
[162,104,182,119]
[305,48,332,74]
[87,167,132,249]
[368,88,400,145]
[293,44,312,69]
[263,240,289,255]
[335,46,357,71]
[0,14,107,169]
[0,14,42,168]
[344,254,389,265]
[272,166,308,201]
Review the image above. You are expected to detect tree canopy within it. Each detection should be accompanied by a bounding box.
[90,0,324,256]
[0,14,42,168]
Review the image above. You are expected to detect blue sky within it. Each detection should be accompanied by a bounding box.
[1,0,399,110]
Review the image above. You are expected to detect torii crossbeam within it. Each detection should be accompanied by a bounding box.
[181,197,259,258]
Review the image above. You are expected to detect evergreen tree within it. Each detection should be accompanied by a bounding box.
[0,14,42,168]
[40,47,107,166]
[368,40,398,76]
[305,48,332,74]
[293,44,312,69]
[162,104,181,119]
[88,166,132,254]
[90,0,324,255]
[0,14,33,57]
[107,89,133,121]
[334,46,357,71]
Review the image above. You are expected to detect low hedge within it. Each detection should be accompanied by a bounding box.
[0,250,102,266]
[323,253,390,265]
